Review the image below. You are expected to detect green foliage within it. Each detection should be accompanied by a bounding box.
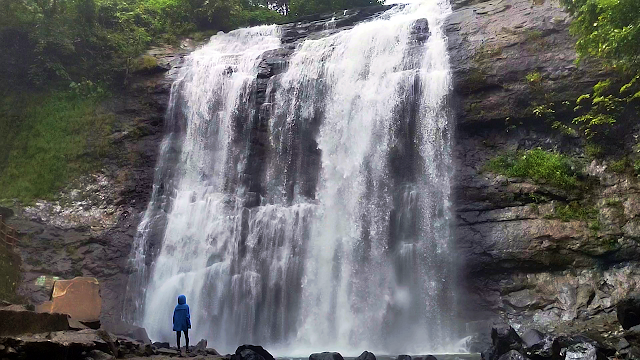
[526,71,543,85]
[131,55,159,72]
[560,0,640,143]
[608,157,629,173]
[486,148,581,190]
[287,0,382,18]
[545,201,598,222]
[0,0,291,89]
[560,0,640,72]
[0,90,114,202]
[532,103,555,120]
[0,0,382,90]
[584,142,604,158]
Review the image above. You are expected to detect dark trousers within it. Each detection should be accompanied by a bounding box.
[176,329,189,350]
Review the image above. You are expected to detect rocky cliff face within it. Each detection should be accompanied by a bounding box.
[4,0,637,342]
[4,44,192,329]
[448,0,640,341]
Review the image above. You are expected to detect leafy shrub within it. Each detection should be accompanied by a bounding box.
[486,148,581,190]
[526,71,543,84]
[608,158,629,173]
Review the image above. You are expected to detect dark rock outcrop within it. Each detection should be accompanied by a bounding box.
[497,350,528,360]
[104,320,151,345]
[234,345,275,360]
[524,331,554,360]
[310,352,345,360]
[617,294,640,330]
[0,303,71,336]
[521,329,545,348]
[0,329,117,360]
[357,351,377,360]
[493,324,524,355]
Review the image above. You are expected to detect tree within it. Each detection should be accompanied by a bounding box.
[561,0,639,72]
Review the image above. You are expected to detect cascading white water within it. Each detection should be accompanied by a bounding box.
[126,0,458,355]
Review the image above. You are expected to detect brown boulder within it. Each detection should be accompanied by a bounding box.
[36,277,102,327]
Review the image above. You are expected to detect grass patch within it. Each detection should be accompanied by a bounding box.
[546,201,598,222]
[486,148,581,190]
[131,55,159,73]
[544,201,601,233]
[584,142,604,158]
[608,158,629,173]
[0,91,114,203]
[0,245,22,303]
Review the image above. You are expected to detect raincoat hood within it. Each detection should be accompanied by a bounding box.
[178,295,187,305]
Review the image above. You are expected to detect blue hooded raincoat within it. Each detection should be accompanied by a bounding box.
[172,295,191,332]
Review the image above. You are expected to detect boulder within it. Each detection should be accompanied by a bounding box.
[114,335,153,357]
[153,341,171,349]
[564,343,598,360]
[617,294,640,330]
[357,351,376,360]
[0,329,117,360]
[497,350,528,360]
[522,330,545,348]
[0,206,14,219]
[525,336,554,360]
[310,352,345,360]
[194,339,207,353]
[234,345,276,360]
[88,349,116,360]
[492,324,524,355]
[0,304,71,336]
[104,320,151,344]
[483,324,525,360]
[207,348,222,355]
[482,346,496,360]
[616,338,630,351]
[36,277,102,327]
[552,335,611,360]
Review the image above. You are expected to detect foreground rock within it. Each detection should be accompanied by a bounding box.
[0,329,117,360]
[0,328,224,359]
[104,320,151,344]
[617,294,640,330]
[309,352,345,360]
[0,303,71,336]
[481,324,615,360]
[356,351,376,360]
[36,277,102,329]
[233,345,275,360]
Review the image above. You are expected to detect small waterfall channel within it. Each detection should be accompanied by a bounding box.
[125,0,459,355]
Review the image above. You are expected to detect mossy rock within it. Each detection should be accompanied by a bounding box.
[131,55,164,74]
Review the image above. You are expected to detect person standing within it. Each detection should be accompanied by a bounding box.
[173,294,191,354]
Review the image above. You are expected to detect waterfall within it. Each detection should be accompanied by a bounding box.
[126,0,457,355]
